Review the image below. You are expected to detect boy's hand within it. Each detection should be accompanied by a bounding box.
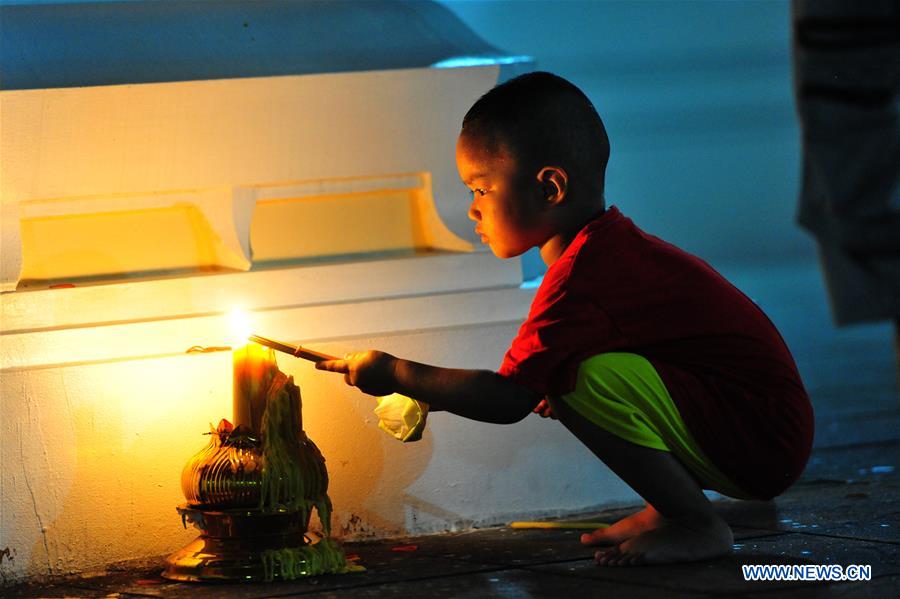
[315,350,398,397]
[533,397,557,419]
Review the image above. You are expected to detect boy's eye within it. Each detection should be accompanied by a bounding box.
[473,188,487,197]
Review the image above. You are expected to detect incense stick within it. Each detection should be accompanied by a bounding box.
[248,334,337,363]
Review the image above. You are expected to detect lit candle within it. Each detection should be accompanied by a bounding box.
[227,308,276,434]
[232,342,278,434]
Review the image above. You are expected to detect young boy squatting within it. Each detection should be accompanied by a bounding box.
[316,72,814,566]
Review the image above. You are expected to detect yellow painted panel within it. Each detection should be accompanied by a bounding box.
[250,189,424,262]
[20,204,241,282]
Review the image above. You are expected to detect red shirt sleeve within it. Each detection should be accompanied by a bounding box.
[498,258,618,396]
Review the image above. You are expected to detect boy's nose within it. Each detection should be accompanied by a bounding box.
[468,203,480,222]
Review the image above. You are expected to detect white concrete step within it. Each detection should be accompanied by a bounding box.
[1,268,534,371]
[1,248,520,334]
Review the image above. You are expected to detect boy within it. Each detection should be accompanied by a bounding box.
[316,72,813,566]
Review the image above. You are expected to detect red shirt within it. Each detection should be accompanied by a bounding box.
[498,206,813,499]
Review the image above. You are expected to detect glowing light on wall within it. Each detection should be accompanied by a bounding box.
[227,308,253,348]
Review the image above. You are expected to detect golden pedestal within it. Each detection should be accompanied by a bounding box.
[163,505,341,582]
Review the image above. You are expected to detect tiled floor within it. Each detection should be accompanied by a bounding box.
[5,259,900,598]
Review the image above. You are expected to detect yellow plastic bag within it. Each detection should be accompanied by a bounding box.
[373,394,429,442]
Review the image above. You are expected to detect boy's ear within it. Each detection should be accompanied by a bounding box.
[537,166,568,206]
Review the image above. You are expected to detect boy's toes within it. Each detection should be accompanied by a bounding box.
[595,545,646,567]
[594,547,620,566]
[615,551,644,567]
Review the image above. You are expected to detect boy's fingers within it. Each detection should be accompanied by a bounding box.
[532,398,556,418]
[315,359,349,373]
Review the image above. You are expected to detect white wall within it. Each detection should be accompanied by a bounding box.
[1,307,636,582]
[0,65,638,584]
[4,0,816,266]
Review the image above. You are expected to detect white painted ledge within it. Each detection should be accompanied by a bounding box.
[0,67,501,290]
[0,256,534,371]
[1,249,518,333]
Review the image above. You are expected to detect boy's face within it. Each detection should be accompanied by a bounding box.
[456,133,549,259]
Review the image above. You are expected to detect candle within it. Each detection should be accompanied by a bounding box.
[232,342,278,434]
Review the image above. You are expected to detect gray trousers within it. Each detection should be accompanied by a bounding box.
[792,0,900,325]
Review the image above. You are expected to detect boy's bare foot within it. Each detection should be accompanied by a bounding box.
[581,504,662,546]
[594,512,733,566]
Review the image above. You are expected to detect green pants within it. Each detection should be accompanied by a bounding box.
[558,352,751,499]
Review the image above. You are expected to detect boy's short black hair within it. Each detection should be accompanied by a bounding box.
[461,71,610,196]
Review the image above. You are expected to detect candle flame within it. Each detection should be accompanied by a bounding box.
[227,308,253,348]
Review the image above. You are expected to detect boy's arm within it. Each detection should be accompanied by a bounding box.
[315,350,539,424]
